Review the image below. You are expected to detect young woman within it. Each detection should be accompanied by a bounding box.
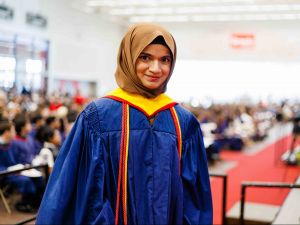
[36,23,213,225]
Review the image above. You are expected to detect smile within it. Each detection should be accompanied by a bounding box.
[145,75,160,81]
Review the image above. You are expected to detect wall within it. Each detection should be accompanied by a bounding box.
[166,21,300,62]
[161,21,300,103]
[0,0,122,96]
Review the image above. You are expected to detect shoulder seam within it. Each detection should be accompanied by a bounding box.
[82,101,101,135]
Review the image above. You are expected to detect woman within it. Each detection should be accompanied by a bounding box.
[36,23,212,225]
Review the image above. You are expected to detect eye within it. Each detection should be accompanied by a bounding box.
[139,54,150,61]
[161,56,172,64]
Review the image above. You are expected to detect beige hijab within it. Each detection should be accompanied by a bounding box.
[115,23,177,98]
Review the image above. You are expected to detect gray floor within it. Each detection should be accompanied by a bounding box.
[0,199,36,225]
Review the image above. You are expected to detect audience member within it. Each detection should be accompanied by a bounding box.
[0,117,42,212]
[33,125,61,170]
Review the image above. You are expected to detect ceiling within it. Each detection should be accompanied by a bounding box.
[72,0,300,24]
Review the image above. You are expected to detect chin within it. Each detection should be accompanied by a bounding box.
[145,84,160,90]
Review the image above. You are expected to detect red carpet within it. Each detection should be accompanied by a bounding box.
[210,134,300,224]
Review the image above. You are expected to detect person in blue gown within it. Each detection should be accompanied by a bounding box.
[0,118,42,212]
[11,114,36,164]
[36,23,213,225]
[28,111,45,156]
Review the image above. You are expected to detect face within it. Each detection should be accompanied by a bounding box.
[50,118,61,130]
[21,122,32,137]
[135,44,172,90]
[2,125,15,143]
[50,129,61,146]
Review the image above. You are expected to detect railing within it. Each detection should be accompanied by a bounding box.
[14,215,37,225]
[240,181,300,225]
[209,172,228,225]
[0,164,49,224]
[0,164,49,183]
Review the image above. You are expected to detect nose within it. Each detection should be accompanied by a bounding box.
[149,60,161,73]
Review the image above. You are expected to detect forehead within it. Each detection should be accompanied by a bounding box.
[141,44,171,56]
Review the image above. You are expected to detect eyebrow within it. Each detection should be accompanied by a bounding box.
[140,52,171,57]
[140,52,151,56]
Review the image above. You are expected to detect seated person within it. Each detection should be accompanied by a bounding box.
[0,117,43,212]
[32,125,61,170]
[11,113,35,164]
[28,111,45,156]
[46,115,65,145]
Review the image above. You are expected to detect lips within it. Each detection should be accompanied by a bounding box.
[145,74,160,81]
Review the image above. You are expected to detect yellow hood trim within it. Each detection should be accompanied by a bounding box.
[105,88,177,117]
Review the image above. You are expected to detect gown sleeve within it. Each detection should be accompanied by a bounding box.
[182,121,213,225]
[36,103,114,225]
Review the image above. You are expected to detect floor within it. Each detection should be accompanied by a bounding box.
[0,197,36,225]
[209,122,300,224]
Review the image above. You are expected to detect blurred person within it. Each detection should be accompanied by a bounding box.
[29,111,45,132]
[73,89,86,108]
[0,90,9,119]
[208,110,229,158]
[48,94,63,112]
[28,111,45,155]
[32,125,61,171]
[54,105,69,143]
[0,117,41,213]
[7,95,22,121]
[36,23,212,225]
[64,108,79,136]
[231,106,254,146]
[46,115,66,145]
[45,116,61,130]
[10,114,35,164]
[0,89,7,110]
[0,116,15,152]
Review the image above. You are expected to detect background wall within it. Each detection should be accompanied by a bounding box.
[163,21,300,103]
[166,21,300,62]
[0,0,122,96]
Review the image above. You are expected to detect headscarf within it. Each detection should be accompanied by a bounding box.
[115,23,177,98]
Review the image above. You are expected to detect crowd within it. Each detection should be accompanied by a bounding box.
[0,87,298,212]
[185,100,299,164]
[0,89,85,212]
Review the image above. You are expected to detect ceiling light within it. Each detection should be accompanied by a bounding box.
[87,0,255,7]
[192,13,300,21]
[110,7,173,15]
[109,4,300,16]
[129,13,300,23]
[129,15,189,23]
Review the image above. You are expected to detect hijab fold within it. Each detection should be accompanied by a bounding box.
[115,23,177,98]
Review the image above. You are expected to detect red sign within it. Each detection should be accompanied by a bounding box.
[230,33,255,49]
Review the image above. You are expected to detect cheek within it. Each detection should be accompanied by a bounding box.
[162,65,171,76]
[136,62,147,73]
[27,124,32,131]
[54,133,61,143]
[56,136,61,144]
[135,63,149,79]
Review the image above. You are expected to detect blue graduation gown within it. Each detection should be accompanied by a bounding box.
[29,129,43,156]
[0,143,16,170]
[36,98,213,225]
[10,137,35,164]
[0,144,37,195]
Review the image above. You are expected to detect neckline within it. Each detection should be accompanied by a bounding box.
[104,88,177,117]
